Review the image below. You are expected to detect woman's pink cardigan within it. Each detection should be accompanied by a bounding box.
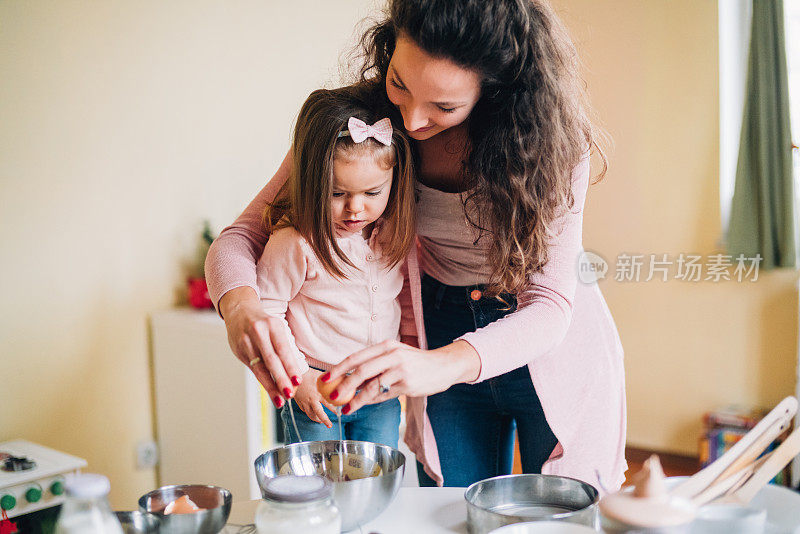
[205,152,628,491]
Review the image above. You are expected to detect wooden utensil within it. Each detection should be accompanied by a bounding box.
[722,426,800,505]
[689,452,771,507]
[713,417,790,484]
[669,396,797,500]
[599,397,799,529]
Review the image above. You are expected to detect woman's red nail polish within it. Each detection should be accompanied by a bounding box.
[321,372,331,382]
[330,390,339,400]
[283,387,293,398]
[273,396,284,408]
[342,404,351,415]
[291,375,301,386]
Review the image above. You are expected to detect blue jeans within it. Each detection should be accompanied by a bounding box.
[281,397,401,448]
[417,274,559,487]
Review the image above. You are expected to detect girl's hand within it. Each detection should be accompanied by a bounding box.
[323,339,482,414]
[219,286,304,408]
[293,369,337,428]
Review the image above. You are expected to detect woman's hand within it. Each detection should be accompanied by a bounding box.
[323,339,482,414]
[219,286,304,408]
[293,369,336,428]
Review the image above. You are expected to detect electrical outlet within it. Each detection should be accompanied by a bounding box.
[136,440,159,470]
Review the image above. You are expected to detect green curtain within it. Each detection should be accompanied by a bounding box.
[727,0,796,269]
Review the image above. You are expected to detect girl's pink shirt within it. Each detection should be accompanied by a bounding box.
[256,224,415,373]
[206,151,627,491]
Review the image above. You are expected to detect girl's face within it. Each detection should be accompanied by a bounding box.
[386,35,482,141]
[331,152,394,237]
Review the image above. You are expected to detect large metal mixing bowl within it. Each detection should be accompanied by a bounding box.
[138,484,232,534]
[254,440,405,532]
[114,511,161,534]
[465,474,599,534]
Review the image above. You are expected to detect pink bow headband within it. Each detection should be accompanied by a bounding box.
[337,117,393,146]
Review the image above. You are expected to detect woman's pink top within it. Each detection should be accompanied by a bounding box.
[206,151,628,491]
[256,224,414,372]
[414,181,492,285]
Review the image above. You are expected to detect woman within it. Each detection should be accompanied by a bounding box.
[206,0,627,490]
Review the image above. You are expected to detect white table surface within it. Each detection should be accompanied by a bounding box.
[223,484,800,533]
[355,487,467,533]
[224,487,468,533]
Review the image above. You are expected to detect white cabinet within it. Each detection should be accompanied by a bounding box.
[149,308,279,500]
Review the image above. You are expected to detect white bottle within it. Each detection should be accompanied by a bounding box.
[255,475,341,534]
[54,473,124,534]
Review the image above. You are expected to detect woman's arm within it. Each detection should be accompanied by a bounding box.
[458,153,590,382]
[206,151,292,309]
[324,339,480,413]
[326,155,590,410]
[205,151,304,405]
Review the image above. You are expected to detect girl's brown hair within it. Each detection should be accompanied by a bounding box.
[357,0,608,297]
[265,86,416,278]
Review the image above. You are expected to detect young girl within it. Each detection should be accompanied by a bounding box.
[255,87,416,447]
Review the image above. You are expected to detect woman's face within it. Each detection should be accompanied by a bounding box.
[386,35,482,141]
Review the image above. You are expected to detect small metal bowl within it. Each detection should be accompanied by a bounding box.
[114,511,161,534]
[254,440,405,532]
[138,484,232,534]
[489,521,598,534]
[465,474,599,534]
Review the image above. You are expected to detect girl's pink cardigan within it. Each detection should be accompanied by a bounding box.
[205,152,627,491]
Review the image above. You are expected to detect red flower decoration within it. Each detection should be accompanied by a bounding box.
[188,278,213,309]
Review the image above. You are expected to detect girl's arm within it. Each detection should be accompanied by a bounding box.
[204,151,304,406]
[256,228,310,378]
[258,231,337,427]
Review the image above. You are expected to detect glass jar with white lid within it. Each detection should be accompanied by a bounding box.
[54,474,124,534]
[255,475,341,534]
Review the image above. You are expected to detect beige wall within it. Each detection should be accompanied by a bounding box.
[2,0,797,510]
[554,0,798,454]
[0,0,380,508]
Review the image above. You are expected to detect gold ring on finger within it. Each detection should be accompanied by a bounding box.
[249,357,262,367]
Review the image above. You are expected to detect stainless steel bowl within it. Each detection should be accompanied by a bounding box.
[489,521,598,534]
[465,474,599,534]
[138,484,232,534]
[114,511,161,534]
[254,440,405,531]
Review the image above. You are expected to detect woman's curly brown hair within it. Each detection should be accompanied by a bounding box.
[356,0,607,297]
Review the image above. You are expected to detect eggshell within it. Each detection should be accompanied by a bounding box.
[164,495,204,515]
[316,374,353,406]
